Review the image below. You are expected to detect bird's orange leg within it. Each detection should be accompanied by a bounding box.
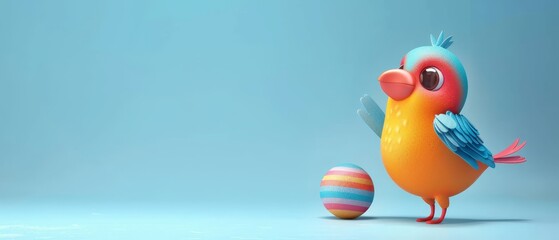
[416,198,435,222]
[427,196,449,224]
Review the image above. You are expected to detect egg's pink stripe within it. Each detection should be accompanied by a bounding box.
[330,167,366,174]
[321,198,372,207]
[324,203,368,212]
[326,170,371,180]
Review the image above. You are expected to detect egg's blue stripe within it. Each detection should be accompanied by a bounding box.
[335,163,364,170]
[320,186,374,195]
[320,191,374,202]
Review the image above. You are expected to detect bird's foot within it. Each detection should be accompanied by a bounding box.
[426,208,447,224]
[426,218,443,224]
[416,201,435,222]
[416,215,434,222]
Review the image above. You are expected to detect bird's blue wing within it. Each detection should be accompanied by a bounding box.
[357,95,385,138]
[434,111,495,169]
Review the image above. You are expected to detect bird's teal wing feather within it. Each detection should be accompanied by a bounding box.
[433,111,495,169]
[357,95,385,138]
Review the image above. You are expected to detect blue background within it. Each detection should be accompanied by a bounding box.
[0,0,557,239]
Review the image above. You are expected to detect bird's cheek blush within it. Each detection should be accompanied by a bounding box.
[432,73,464,113]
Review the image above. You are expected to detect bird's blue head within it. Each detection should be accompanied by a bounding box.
[379,31,468,114]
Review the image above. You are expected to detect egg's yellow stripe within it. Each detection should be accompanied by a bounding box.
[322,175,373,185]
[328,209,363,219]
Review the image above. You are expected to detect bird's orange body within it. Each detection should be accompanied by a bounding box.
[358,32,526,223]
[381,97,487,207]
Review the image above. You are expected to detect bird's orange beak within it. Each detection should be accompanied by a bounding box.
[378,69,415,101]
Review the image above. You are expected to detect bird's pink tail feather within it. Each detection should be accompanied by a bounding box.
[493,138,526,164]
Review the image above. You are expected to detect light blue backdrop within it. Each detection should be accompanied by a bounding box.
[0,0,557,216]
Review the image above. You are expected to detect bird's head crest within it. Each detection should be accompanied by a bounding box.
[430,31,453,49]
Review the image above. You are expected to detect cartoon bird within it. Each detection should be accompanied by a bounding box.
[357,32,526,224]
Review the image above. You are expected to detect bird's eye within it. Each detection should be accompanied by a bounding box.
[420,67,444,91]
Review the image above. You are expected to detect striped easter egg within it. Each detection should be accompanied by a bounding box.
[320,163,374,219]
